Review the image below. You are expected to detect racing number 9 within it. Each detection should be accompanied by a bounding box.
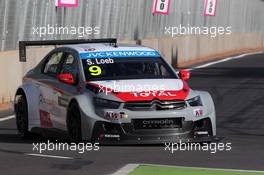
[89,66,102,76]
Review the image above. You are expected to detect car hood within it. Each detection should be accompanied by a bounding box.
[88,79,190,102]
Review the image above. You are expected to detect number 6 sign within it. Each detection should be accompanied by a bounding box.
[153,0,171,15]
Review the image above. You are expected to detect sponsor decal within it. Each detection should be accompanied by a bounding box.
[104,134,120,138]
[194,131,209,135]
[142,119,174,125]
[153,0,171,15]
[104,111,128,120]
[58,96,69,108]
[39,110,53,128]
[39,93,56,106]
[136,118,182,129]
[98,134,120,140]
[204,0,218,16]
[55,0,78,7]
[80,51,160,59]
[84,48,96,52]
[113,89,189,102]
[194,108,203,117]
[132,91,177,98]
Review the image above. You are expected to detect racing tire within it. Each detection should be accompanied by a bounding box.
[15,94,33,138]
[67,102,82,142]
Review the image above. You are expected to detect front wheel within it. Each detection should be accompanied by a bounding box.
[15,95,33,138]
[67,102,82,142]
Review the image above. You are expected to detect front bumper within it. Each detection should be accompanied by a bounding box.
[91,118,219,144]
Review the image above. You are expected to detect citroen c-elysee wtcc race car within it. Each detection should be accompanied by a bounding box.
[15,39,216,144]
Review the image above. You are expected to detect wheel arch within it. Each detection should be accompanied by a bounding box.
[14,88,27,110]
[66,98,79,127]
[15,87,26,97]
[67,95,98,141]
[195,90,216,136]
[15,84,41,130]
[67,98,78,109]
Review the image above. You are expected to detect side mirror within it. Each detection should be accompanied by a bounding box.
[179,70,191,81]
[57,73,75,85]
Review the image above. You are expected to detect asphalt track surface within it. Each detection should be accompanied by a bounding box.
[0,53,264,175]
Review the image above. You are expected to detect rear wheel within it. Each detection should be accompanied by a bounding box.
[67,102,82,142]
[15,94,32,138]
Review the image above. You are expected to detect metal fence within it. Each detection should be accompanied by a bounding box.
[1,0,264,51]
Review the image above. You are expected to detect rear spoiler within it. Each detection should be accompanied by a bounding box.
[18,38,117,62]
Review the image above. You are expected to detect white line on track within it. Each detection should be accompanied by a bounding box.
[25,153,74,160]
[111,164,139,175]
[187,51,264,71]
[0,115,15,122]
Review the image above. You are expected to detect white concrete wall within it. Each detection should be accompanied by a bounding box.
[0,47,53,103]
[141,33,264,66]
[0,33,264,104]
[1,0,264,51]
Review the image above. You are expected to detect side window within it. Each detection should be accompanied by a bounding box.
[43,52,64,75]
[60,54,78,77]
[159,64,171,77]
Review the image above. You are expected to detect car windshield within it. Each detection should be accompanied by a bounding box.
[81,57,177,81]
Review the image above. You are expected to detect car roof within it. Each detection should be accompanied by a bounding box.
[63,43,157,53]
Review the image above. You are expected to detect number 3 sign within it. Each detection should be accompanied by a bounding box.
[153,0,171,15]
[204,0,218,16]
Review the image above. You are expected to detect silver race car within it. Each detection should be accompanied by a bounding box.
[15,39,216,143]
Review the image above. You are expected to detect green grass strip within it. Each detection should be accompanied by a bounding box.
[129,165,264,175]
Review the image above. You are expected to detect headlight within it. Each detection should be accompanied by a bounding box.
[94,98,121,109]
[187,96,203,106]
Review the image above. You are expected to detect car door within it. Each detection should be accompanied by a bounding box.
[38,50,65,129]
[51,50,80,130]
